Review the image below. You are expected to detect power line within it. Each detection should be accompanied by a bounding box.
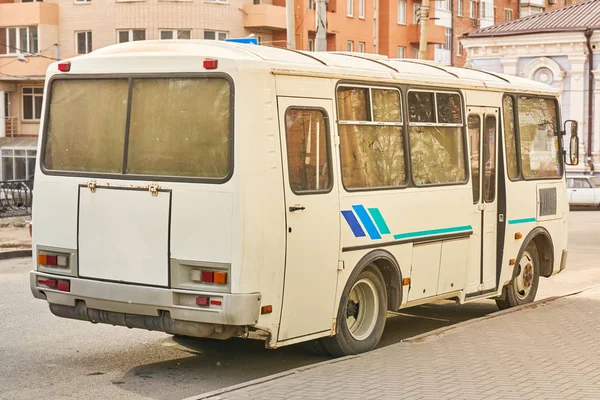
[0,43,59,61]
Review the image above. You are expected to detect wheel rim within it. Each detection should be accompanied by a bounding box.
[515,250,535,300]
[346,278,379,341]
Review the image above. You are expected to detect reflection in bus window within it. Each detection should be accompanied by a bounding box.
[285,109,331,193]
[502,95,519,180]
[518,96,561,178]
[483,115,496,202]
[409,126,466,185]
[468,114,481,203]
[408,91,435,123]
[338,86,406,189]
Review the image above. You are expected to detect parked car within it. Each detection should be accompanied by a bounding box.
[566,175,600,208]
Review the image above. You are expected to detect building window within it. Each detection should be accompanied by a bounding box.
[117,30,146,43]
[414,3,421,23]
[470,0,477,18]
[398,0,407,24]
[0,26,38,55]
[3,92,8,119]
[412,47,419,59]
[457,0,463,16]
[1,149,37,181]
[359,0,365,17]
[347,41,354,52]
[444,28,451,50]
[358,42,365,53]
[76,31,92,54]
[436,0,449,10]
[481,1,490,18]
[22,87,43,121]
[203,30,227,40]
[397,46,405,58]
[505,9,513,21]
[161,30,192,40]
[347,0,354,17]
[457,37,463,56]
[308,39,315,51]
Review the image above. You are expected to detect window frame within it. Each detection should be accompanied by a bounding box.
[457,37,463,56]
[22,86,43,121]
[336,83,408,193]
[359,0,365,18]
[203,30,227,41]
[4,26,38,55]
[397,46,406,58]
[347,0,354,17]
[358,42,365,53]
[502,93,564,182]
[406,88,469,187]
[347,41,354,52]
[160,29,193,40]
[457,0,463,16]
[1,147,37,181]
[505,8,512,22]
[117,29,146,43]
[398,0,407,24]
[39,73,235,184]
[283,106,334,196]
[75,31,92,54]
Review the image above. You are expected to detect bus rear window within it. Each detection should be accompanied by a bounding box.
[43,77,232,180]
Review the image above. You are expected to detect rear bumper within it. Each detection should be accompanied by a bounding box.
[30,271,261,327]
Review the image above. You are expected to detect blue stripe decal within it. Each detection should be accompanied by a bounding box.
[352,205,382,240]
[368,208,391,235]
[341,210,366,237]
[508,218,537,225]
[393,225,473,240]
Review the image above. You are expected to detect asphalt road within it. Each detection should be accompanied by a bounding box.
[1,210,598,400]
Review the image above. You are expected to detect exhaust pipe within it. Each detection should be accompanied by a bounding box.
[49,302,245,340]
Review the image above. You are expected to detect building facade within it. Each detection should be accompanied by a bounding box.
[462,0,600,174]
[0,0,580,182]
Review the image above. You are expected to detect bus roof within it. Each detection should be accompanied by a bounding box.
[57,40,558,95]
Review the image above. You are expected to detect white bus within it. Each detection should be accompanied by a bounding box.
[30,40,579,356]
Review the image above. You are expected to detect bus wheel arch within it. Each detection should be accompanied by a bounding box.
[522,227,554,278]
[352,249,403,311]
[496,227,553,310]
[321,250,401,357]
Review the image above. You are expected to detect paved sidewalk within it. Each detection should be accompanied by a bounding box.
[194,287,600,400]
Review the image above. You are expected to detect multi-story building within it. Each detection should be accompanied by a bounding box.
[0,0,577,182]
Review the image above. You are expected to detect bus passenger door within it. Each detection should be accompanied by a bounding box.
[276,97,340,342]
[466,107,499,294]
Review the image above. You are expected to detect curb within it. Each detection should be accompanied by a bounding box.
[182,285,600,400]
[0,249,32,260]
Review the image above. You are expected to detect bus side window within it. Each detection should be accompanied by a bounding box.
[284,108,332,194]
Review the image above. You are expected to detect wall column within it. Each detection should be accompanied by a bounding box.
[501,57,518,76]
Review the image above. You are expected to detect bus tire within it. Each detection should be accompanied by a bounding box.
[321,267,387,357]
[496,242,540,310]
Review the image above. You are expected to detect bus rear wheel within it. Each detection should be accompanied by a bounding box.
[496,243,540,310]
[321,267,387,357]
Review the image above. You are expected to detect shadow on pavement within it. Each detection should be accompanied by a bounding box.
[116,300,498,400]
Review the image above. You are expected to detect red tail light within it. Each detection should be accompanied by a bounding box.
[201,271,214,283]
[203,59,218,69]
[57,280,70,292]
[58,62,71,72]
[38,278,57,288]
[196,296,210,307]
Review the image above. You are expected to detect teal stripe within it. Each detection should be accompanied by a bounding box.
[393,225,473,240]
[508,218,537,225]
[368,208,391,235]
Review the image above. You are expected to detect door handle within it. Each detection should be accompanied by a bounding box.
[289,206,306,212]
[478,203,485,211]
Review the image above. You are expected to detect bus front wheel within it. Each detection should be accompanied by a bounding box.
[321,267,387,357]
[496,243,540,310]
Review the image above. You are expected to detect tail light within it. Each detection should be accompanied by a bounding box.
[190,269,227,285]
[37,277,70,292]
[57,62,71,72]
[38,252,69,268]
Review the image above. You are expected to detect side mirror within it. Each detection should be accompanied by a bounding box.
[564,120,579,166]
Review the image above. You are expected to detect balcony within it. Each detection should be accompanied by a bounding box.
[0,2,58,27]
[242,4,287,31]
[408,24,446,45]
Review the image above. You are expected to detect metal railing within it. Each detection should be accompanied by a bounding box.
[0,180,33,218]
